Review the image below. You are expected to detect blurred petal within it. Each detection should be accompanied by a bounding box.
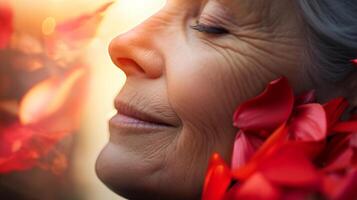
[231,130,264,171]
[46,1,113,56]
[331,169,357,200]
[225,173,280,200]
[289,104,327,141]
[323,98,349,133]
[287,140,325,160]
[233,77,294,132]
[318,134,351,171]
[323,148,353,172]
[0,122,70,173]
[295,90,316,106]
[203,153,232,200]
[0,3,13,49]
[332,121,357,133]
[19,67,86,125]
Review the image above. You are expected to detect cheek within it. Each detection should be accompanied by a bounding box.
[166,49,240,129]
[165,48,243,150]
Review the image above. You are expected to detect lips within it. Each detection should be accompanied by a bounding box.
[110,100,175,130]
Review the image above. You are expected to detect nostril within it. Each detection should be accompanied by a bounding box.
[116,58,145,75]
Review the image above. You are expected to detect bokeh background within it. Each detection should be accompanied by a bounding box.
[0,0,166,199]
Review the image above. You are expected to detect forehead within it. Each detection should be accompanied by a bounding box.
[167,0,288,14]
[165,0,296,26]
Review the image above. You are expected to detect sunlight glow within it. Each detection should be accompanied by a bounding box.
[42,17,56,35]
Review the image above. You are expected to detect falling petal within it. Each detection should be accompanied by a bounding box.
[19,68,86,125]
[289,104,327,141]
[45,1,114,58]
[0,3,13,49]
[233,77,294,133]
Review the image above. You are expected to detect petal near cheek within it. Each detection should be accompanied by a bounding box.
[233,77,294,133]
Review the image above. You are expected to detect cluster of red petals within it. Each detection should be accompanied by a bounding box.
[0,3,13,49]
[0,66,88,174]
[0,3,111,174]
[203,77,357,200]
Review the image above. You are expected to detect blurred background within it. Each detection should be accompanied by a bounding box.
[0,0,165,199]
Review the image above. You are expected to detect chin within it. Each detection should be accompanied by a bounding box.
[95,142,203,200]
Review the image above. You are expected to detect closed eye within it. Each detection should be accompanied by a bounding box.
[191,22,230,35]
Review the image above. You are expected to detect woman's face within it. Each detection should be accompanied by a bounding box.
[96,0,310,199]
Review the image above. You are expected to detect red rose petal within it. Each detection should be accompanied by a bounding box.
[323,98,349,133]
[289,104,327,141]
[332,121,357,133]
[202,153,232,200]
[317,134,351,170]
[331,169,357,200]
[323,173,345,199]
[0,3,13,49]
[323,148,353,172]
[47,2,113,51]
[233,77,294,132]
[224,173,280,200]
[259,145,321,189]
[287,140,326,160]
[231,130,264,171]
[233,123,288,180]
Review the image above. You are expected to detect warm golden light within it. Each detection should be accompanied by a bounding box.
[75,1,166,199]
[2,0,167,199]
[42,17,56,35]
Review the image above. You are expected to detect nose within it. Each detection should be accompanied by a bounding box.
[108,20,165,79]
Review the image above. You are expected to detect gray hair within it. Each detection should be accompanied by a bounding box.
[297,0,357,83]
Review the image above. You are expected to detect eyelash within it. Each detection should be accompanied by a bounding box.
[191,21,229,35]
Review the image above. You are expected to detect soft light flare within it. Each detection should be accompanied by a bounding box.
[42,17,56,35]
[19,68,85,125]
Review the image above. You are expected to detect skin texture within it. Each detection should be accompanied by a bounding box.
[95,0,337,199]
